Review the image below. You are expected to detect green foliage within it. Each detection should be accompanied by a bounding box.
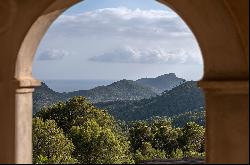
[177,122,205,155]
[34,155,49,164]
[35,97,115,133]
[134,142,166,163]
[33,96,205,164]
[127,118,205,162]
[150,118,179,156]
[32,118,77,164]
[35,96,133,164]
[129,121,153,152]
[69,119,134,164]
[170,148,184,159]
[171,109,205,127]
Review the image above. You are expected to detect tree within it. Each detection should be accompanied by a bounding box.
[129,121,153,152]
[69,119,134,164]
[134,142,166,163]
[177,122,205,157]
[32,117,77,164]
[35,97,133,164]
[150,117,179,156]
[35,96,116,133]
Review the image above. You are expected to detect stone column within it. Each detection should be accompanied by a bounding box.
[0,78,40,164]
[199,80,249,164]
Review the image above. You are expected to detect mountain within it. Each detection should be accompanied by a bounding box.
[95,81,205,122]
[66,79,157,103]
[33,79,157,114]
[136,73,186,94]
[33,82,66,114]
[33,74,198,120]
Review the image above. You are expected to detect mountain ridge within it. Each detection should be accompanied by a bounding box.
[95,81,205,122]
[33,73,184,114]
[136,73,186,93]
[33,74,201,120]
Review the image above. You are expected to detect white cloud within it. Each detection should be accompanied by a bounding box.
[34,7,203,80]
[89,46,202,64]
[37,49,69,61]
[51,7,192,40]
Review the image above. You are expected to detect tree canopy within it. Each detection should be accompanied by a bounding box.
[33,96,205,164]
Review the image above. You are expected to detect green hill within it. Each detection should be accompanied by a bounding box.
[33,82,67,114]
[33,79,157,114]
[136,73,186,93]
[33,75,205,124]
[66,79,157,102]
[95,81,205,122]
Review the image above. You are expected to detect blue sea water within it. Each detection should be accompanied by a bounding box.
[43,79,116,93]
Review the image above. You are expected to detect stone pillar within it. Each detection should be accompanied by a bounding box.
[0,78,40,164]
[199,80,249,164]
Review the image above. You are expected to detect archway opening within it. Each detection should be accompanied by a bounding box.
[11,0,220,164]
[31,1,205,164]
[31,0,205,164]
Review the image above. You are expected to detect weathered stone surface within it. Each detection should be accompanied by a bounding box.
[0,0,249,164]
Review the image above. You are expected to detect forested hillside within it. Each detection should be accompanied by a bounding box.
[95,81,205,122]
[66,79,157,102]
[33,75,205,126]
[33,74,185,114]
[33,80,157,114]
[136,73,185,93]
[33,83,66,114]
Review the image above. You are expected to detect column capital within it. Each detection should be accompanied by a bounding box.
[14,78,41,94]
[198,80,249,94]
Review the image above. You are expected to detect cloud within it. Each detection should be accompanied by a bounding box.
[37,49,69,61]
[51,7,192,40]
[89,46,202,64]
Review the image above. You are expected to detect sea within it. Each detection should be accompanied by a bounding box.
[43,79,117,93]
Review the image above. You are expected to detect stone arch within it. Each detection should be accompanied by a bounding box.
[0,0,248,164]
[15,0,249,82]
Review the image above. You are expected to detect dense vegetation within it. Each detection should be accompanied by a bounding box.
[96,81,205,123]
[33,96,205,164]
[34,80,205,126]
[33,73,185,114]
[33,82,66,114]
[33,80,157,114]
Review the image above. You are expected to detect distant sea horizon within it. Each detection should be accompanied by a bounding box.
[43,79,117,93]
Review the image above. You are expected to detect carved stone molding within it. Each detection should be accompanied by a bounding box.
[0,0,17,34]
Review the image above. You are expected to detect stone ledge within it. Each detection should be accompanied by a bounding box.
[198,80,249,94]
[15,78,41,88]
[12,78,41,93]
[139,158,205,164]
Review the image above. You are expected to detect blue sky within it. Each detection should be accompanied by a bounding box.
[64,0,169,14]
[33,0,203,81]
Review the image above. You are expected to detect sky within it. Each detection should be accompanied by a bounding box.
[32,0,204,81]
